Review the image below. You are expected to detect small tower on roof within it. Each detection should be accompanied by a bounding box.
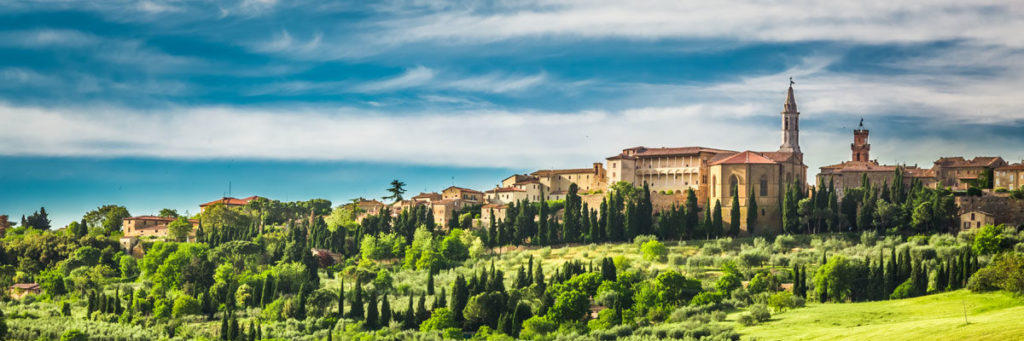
[778,78,801,153]
[852,118,870,162]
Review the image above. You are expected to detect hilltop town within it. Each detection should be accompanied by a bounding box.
[112,83,1024,245]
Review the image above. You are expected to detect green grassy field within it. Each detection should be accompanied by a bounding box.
[737,290,1024,341]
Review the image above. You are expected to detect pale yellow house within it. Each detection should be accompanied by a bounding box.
[994,163,1024,190]
[960,210,995,230]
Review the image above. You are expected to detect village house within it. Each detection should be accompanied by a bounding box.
[122,215,199,238]
[817,121,936,198]
[932,156,1006,190]
[442,186,484,207]
[8,283,41,299]
[994,163,1024,190]
[485,186,528,205]
[479,204,509,226]
[960,210,995,230]
[412,192,442,204]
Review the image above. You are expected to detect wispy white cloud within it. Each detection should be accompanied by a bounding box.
[372,1,1024,47]
[353,65,436,92]
[1,99,1019,171]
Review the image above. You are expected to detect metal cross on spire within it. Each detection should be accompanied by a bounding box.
[789,77,795,87]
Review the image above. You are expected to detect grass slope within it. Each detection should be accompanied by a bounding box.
[738,290,1024,341]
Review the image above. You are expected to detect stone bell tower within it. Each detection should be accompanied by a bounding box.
[778,78,801,154]
[852,119,870,162]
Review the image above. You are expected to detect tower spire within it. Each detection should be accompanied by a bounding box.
[779,78,801,153]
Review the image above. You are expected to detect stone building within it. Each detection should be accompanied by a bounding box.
[606,146,735,205]
[994,163,1024,190]
[932,156,1006,190]
[498,163,608,202]
[816,120,936,198]
[479,204,509,226]
[485,186,528,205]
[706,84,808,234]
[956,195,1024,228]
[122,215,199,238]
[442,186,484,207]
[412,192,442,204]
[960,210,995,230]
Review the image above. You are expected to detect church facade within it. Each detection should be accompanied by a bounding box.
[706,84,808,234]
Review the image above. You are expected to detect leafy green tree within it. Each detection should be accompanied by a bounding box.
[158,209,179,218]
[973,224,1007,255]
[419,308,457,332]
[25,207,52,230]
[813,255,857,302]
[168,217,194,242]
[172,295,201,317]
[83,205,130,233]
[383,180,407,203]
[519,315,557,340]
[547,290,588,322]
[640,239,667,262]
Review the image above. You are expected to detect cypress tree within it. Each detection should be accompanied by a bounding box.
[747,188,758,236]
[427,270,435,295]
[539,195,550,245]
[415,294,429,325]
[601,257,617,282]
[380,294,392,326]
[436,287,447,308]
[350,280,364,320]
[365,293,379,330]
[712,200,723,236]
[730,187,741,236]
[338,278,345,317]
[403,293,415,329]
[702,202,713,239]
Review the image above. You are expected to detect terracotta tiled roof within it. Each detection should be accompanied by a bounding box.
[10,283,39,290]
[934,156,1005,168]
[531,168,595,177]
[124,216,198,224]
[710,151,777,165]
[486,187,526,193]
[608,146,736,159]
[444,186,484,194]
[761,152,796,163]
[412,192,441,200]
[200,196,263,207]
[996,163,1024,171]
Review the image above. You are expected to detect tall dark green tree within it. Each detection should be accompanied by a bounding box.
[746,188,758,236]
[712,200,723,236]
[730,187,741,236]
[452,275,469,324]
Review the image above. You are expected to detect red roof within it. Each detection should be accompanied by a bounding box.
[710,151,777,165]
[444,186,484,194]
[531,168,595,177]
[934,156,1005,168]
[487,187,526,193]
[200,196,263,207]
[608,146,735,160]
[124,216,198,224]
[996,163,1024,171]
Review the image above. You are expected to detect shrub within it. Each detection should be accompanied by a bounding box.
[766,291,799,313]
[860,230,877,246]
[60,329,87,341]
[669,254,686,266]
[171,295,201,317]
[967,252,1024,294]
[520,315,557,340]
[773,235,797,252]
[748,304,771,322]
[711,310,726,322]
[420,308,457,332]
[633,235,658,247]
[641,240,668,262]
[973,224,1007,255]
[737,313,756,326]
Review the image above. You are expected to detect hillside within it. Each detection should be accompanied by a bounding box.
[737,290,1024,341]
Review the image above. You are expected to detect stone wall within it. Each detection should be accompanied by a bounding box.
[956,195,1024,227]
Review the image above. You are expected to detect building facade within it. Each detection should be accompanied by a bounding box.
[933,156,1006,190]
[994,163,1024,190]
[816,121,936,198]
[122,216,199,238]
[606,146,735,205]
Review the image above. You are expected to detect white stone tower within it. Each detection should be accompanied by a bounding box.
[779,78,801,153]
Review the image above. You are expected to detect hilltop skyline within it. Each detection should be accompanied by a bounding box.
[3,1,1024,225]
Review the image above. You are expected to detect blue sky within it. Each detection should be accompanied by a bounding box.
[2,1,1023,226]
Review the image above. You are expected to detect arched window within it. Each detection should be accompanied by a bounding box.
[712,176,716,197]
[760,175,768,197]
[729,175,739,196]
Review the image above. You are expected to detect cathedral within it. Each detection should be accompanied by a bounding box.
[706,83,808,233]
[606,82,808,234]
